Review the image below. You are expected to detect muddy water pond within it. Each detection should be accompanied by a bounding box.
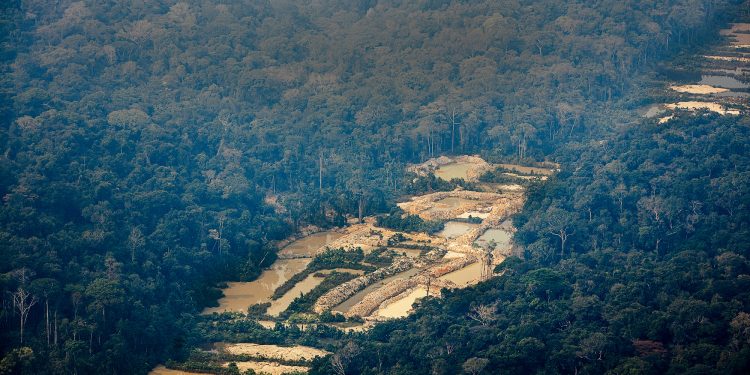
[438,221,479,239]
[267,273,325,316]
[332,268,421,314]
[376,287,428,318]
[474,228,512,250]
[267,269,365,316]
[699,75,749,89]
[438,261,482,287]
[434,162,473,181]
[203,258,310,314]
[278,231,344,258]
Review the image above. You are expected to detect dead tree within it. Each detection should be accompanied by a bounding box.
[12,269,38,344]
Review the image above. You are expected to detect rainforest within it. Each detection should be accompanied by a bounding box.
[1,1,750,374]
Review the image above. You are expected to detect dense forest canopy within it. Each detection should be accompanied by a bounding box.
[309,111,750,375]
[1,0,748,374]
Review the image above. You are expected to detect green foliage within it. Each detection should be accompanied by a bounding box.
[0,0,744,373]
[478,167,537,185]
[363,247,397,267]
[272,248,372,300]
[280,272,358,318]
[376,208,445,234]
[307,114,750,374]
[247,303,271,318]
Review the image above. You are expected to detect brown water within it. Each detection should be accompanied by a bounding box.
[438,221,479,239]
[438,261,482,287]
[700,75,749,89]
[706,67,750,76]
[376,287,428,318]
[434,162,473,181]
[331,268,421,314]
[266,273,325,316]
[474,228,512,249]
[266,268,365,316]
[278,231,344,258]
[202,258,310,314]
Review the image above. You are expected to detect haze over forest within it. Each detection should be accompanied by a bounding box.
[1,0,750,374]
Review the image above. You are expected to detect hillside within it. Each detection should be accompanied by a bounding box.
[1,0,748,374]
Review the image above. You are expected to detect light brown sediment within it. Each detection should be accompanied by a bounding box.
[347,273,457,318]
[312,257,414,313]
[669,84,730,95]
[149,366,210,375]
[407,155,493,182]
[665,101,741,115]
[218,343,330,362]
[397,189,524,222]
[223,361,309,375]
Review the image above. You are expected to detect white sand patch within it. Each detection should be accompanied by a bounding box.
[224,361,309,375]
[149,366,211,375]
[219,343,330,362]
[665,101,740,115]
[669,84,729,94]
[457,211,491,219]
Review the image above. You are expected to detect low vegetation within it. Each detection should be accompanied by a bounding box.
[376,208,445,234]
[1,0,745,373]
[272,248,372,300]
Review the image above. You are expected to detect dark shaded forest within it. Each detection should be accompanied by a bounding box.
[308,112,750,375]
[0,0,747,374]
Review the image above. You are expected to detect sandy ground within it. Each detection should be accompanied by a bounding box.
[218,156,529,322]
[408,155,493,181]
[669,84,729,94]
[218,343,330,361]
[224,361,309,375]
[665,101,740,115]
[149,366,211,375]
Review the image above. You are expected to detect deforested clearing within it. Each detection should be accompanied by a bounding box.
[665,101,740,115]
[223,361,310,375]
[218,343,330,361]
[669,84,729,94]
